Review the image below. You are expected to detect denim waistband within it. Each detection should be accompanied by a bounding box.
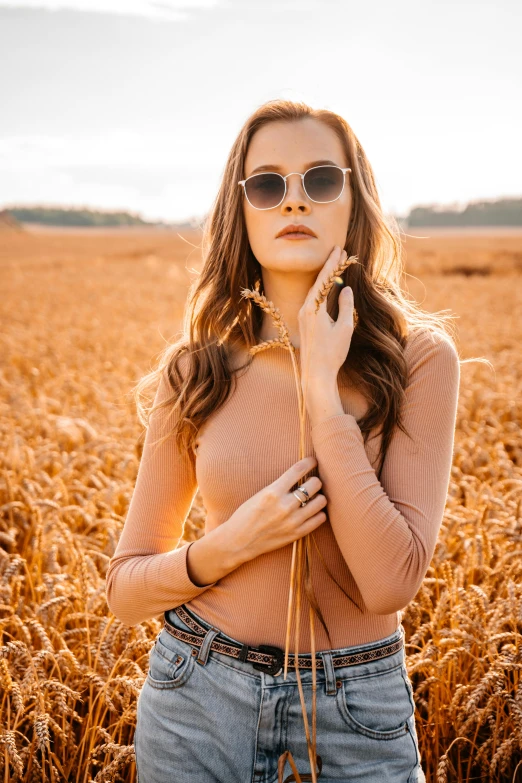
[165,602,405,676]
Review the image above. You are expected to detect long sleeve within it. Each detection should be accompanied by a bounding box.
[105,365,217,626]
[310,329,460,616]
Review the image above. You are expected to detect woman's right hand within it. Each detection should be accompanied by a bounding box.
[225,456,327,562]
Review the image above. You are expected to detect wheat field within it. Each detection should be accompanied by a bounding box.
[1,225,521,782]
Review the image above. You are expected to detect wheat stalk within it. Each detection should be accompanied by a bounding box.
[240,253,359,783]
[2,231,522,782]
[313,255,360,312]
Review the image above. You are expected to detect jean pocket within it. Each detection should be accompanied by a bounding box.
[146,628,196,690]
[336,661,415,740]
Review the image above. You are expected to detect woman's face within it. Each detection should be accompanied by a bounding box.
[242,117,352,277]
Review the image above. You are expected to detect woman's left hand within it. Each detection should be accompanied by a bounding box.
[297,245,355,393]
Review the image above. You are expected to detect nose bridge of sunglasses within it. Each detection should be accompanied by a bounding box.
[282,171,308,202]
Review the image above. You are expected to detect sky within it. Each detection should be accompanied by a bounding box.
[0,0,521,223]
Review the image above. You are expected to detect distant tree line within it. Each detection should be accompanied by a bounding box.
[407,197,522,227]
[4,197,522,228]
[5,206,162,227]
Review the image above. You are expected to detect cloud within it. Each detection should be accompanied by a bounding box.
[0,130,209,169]
[0,0,219,21]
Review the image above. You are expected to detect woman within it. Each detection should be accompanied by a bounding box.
[106,99,460,783]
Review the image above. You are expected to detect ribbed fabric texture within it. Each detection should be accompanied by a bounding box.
[106,328,460,651]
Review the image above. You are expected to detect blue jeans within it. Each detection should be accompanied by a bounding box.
[135,603,426,783]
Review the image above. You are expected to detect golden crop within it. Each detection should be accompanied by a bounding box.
[0,225,521,782]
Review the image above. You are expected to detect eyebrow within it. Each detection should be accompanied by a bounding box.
[247,159,340,177]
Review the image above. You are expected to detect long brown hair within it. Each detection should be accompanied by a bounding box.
[133,98,462,477]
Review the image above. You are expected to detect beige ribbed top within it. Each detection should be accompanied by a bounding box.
[106,327,460,651]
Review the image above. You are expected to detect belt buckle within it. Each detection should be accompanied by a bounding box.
[252,644,285,676]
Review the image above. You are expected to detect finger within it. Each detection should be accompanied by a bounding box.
[304,245,345,310]
[283,479,323,511]
[276,456,317,492]
[337,284,354,327]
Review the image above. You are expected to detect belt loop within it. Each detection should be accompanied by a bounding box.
[320,651,337,695]
[196,626,221,666]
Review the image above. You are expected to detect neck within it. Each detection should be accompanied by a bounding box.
[258,268,317,350]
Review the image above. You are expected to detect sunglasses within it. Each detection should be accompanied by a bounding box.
[238,165,352,210]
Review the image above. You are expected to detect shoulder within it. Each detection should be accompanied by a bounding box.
[403,326,460,381]
[154,348,191,406]
[164,348,192,385]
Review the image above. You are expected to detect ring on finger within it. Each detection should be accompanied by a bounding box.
[293,485,310,507]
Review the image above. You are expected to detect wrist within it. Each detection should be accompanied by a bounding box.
[305,382,344,428]
[186,524,244,587]
[211,520,250,571]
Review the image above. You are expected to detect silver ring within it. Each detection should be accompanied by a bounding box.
[293,486,310,507]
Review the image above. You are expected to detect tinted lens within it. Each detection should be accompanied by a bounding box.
[245,173,285,209]
[304,166,344,202]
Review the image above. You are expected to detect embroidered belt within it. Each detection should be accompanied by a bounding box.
[163,604,403,677]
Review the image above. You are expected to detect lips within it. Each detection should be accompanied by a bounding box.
[276,224,317,238]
